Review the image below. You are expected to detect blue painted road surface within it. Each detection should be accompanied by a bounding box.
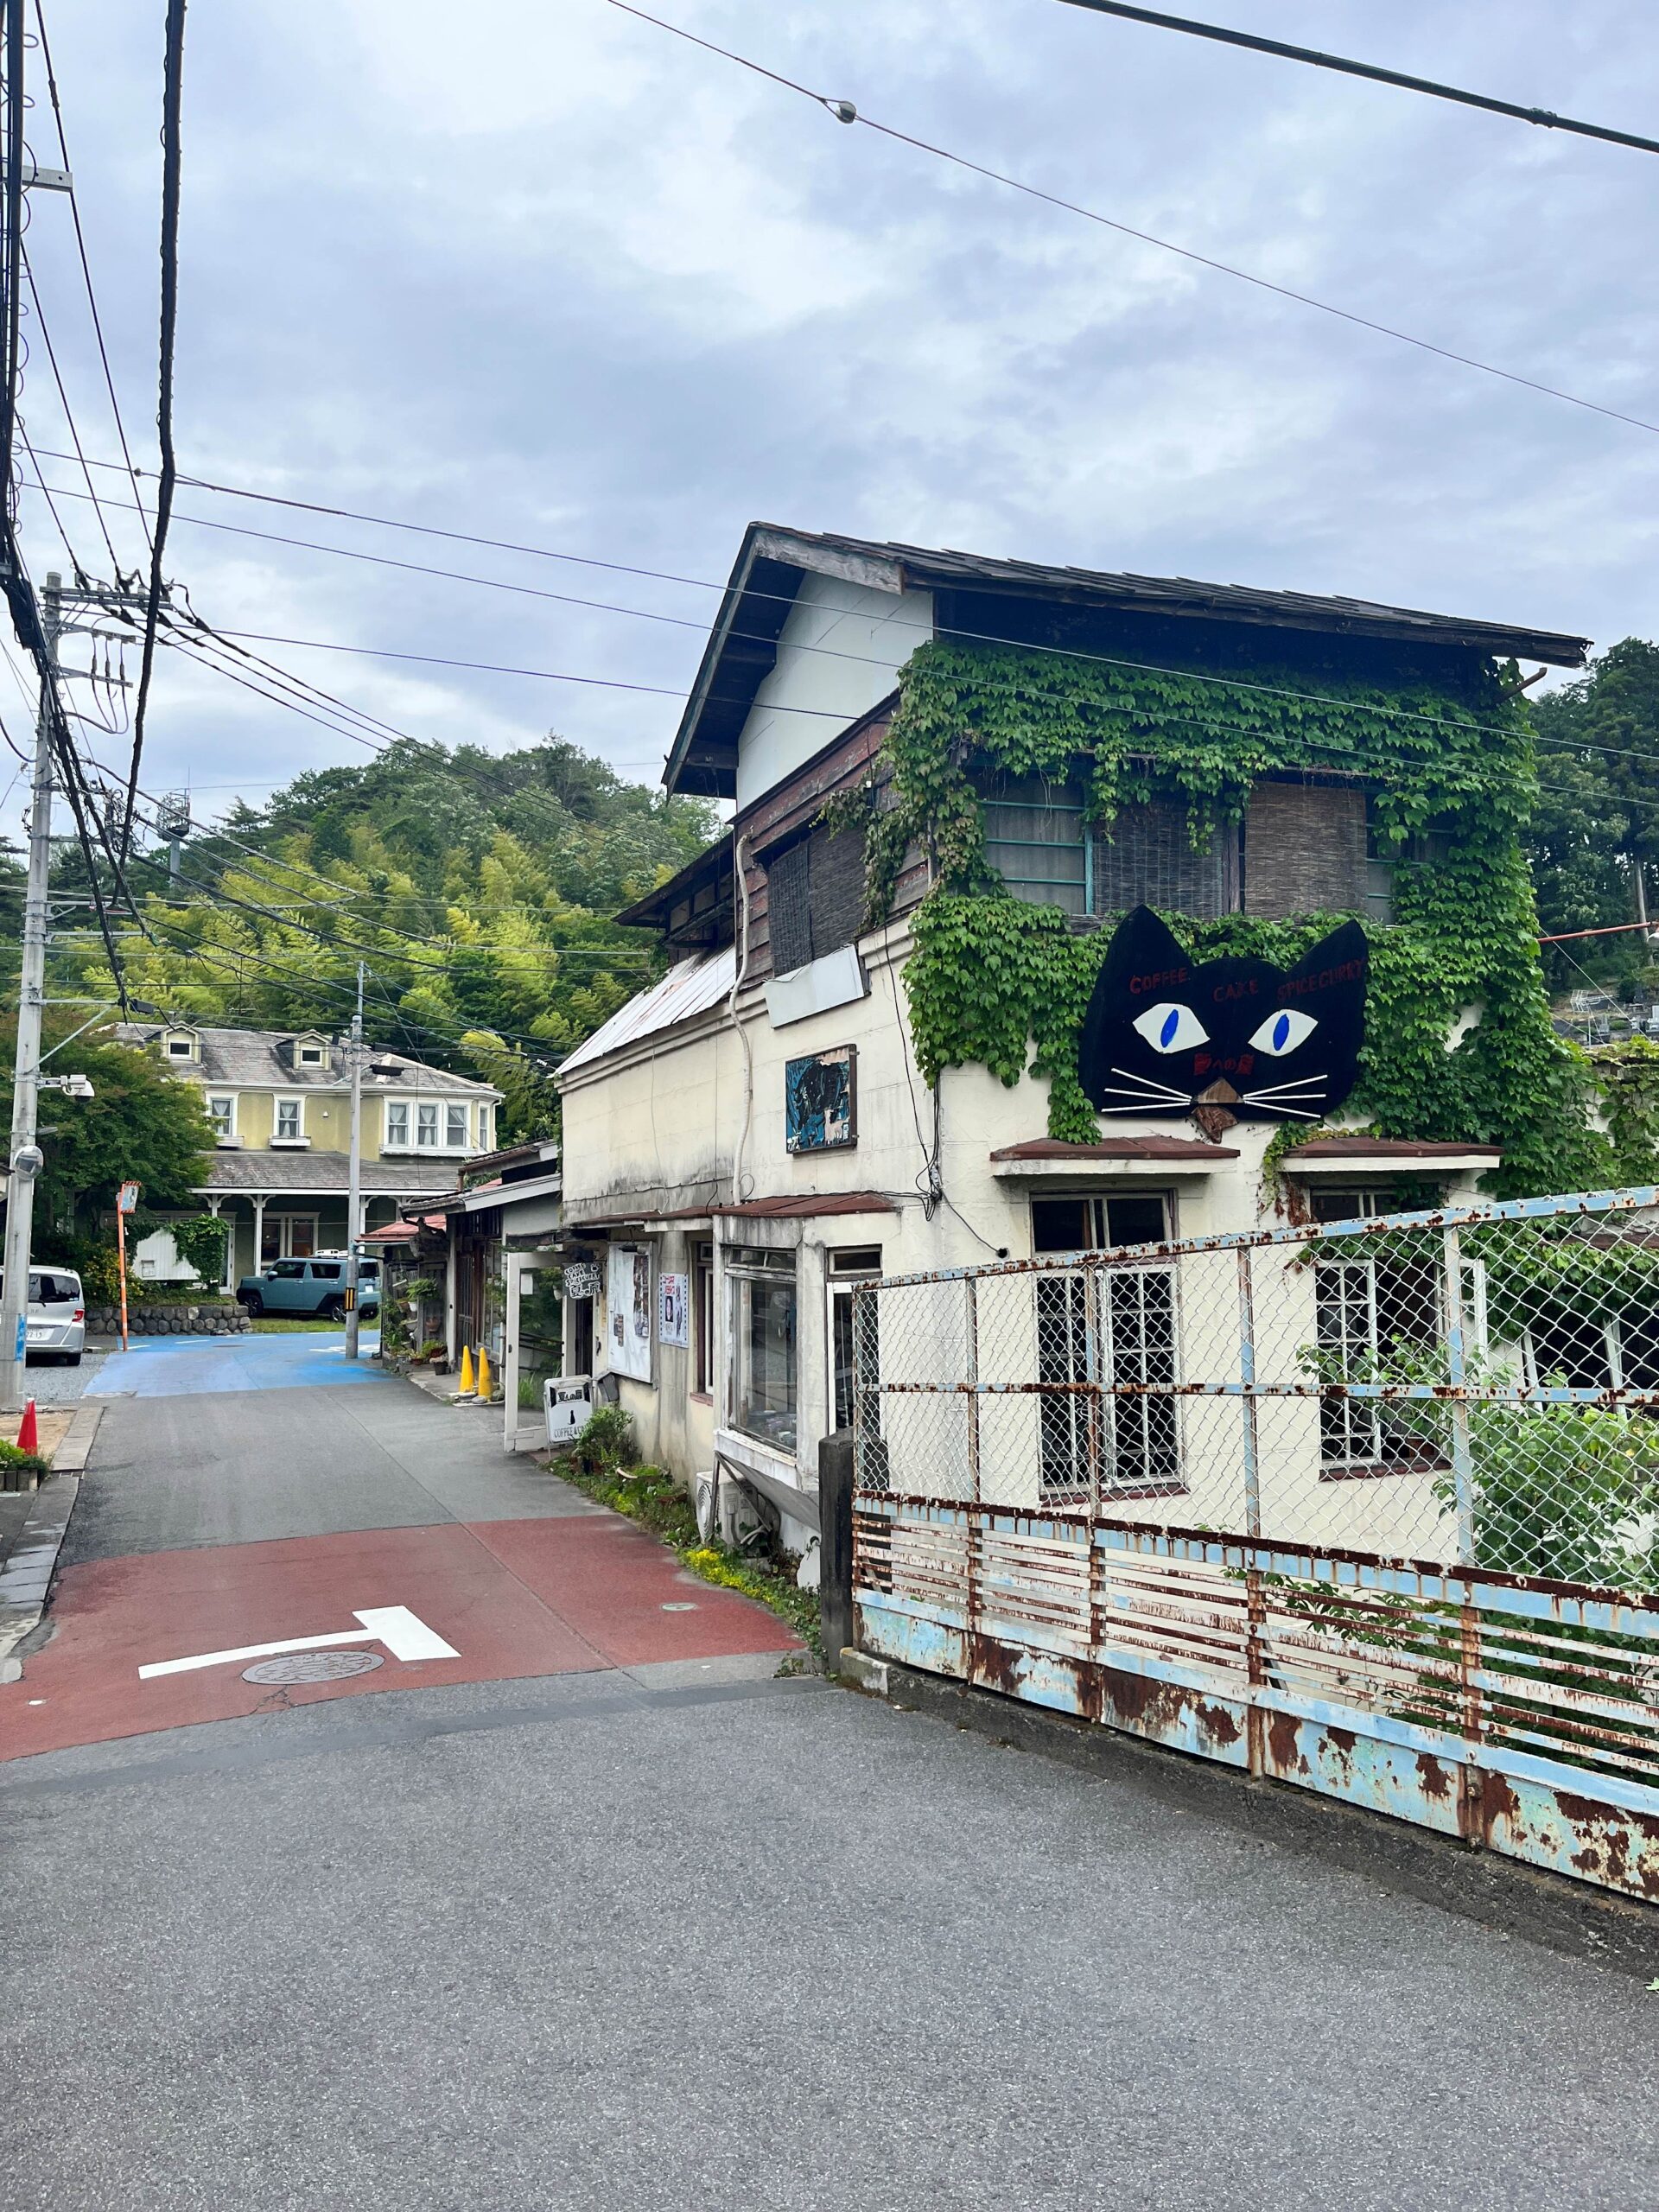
[88,1328,385,1398]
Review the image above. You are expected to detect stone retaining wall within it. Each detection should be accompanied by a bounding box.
[86,1304,252,1336]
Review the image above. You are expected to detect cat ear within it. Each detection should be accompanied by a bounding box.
[1282,918,1370,996]
[1096,905,1189,984]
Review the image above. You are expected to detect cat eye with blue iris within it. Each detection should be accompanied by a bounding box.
[1132,1001,1210,1053]
[1249,1007,1319,1056]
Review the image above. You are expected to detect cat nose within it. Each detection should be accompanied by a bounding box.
[1197,1077,1241,1105]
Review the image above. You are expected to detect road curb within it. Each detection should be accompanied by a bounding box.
[833,1647,1659,1984]
[0,1468,80,1679]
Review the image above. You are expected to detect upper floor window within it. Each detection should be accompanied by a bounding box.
[275,1099,302,1141]
[385,1101,409,1147]
[166,1035,194,1059]
[977,769,1376,923]
[417,1103,440,1147]
[446,1103,468,1147]
[207,1095,235,1141]
[764,823,866,977]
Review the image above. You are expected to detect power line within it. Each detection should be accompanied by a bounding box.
[1052,2,1659,160]
[122,0,188,860]
[20,246,123,573]
[31,0,154,557]
[608,2,1659,442]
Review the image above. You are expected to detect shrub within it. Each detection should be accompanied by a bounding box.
[169,1213,229,1285]
[0,1438,49,1479]
[569,1402,633,1476]
[418,1339,446,1361]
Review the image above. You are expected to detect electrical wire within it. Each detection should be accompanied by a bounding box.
[31,0,154,557]
[21,245,122,573]
[1051,3,1659,160]
[608,2,1659,442]
[121,0,187,859]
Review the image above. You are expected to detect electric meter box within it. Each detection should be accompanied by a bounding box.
[544,1376,594,1446]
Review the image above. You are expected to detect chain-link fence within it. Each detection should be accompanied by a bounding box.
[854,1187,1659,1584]
[851,1191,1659,1899]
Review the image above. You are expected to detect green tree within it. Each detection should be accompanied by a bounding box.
[1530,641,1659,992]
[65,734,717,1140]
[3,1033,217,1244]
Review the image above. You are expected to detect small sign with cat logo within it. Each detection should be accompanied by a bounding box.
[1077,906,1369,1129]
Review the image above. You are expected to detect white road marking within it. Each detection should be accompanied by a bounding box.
[138,1605,459,1681]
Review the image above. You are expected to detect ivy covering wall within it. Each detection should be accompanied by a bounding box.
[849,637,1619,1198]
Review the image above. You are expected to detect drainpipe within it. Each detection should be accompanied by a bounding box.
[728,832,755,1206]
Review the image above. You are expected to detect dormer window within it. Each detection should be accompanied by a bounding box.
[300,1046,323,1066]
[162,1027,199,1063]
[286,1033,330,1072]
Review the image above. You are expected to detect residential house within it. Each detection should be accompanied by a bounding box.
[119,1023,503,1287]
[555,525,1590,1553]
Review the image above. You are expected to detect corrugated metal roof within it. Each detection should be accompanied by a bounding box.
[558,948,736,1077]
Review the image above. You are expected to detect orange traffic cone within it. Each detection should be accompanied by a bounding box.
[456,1344,475,1396]
[16,1398,38,1454]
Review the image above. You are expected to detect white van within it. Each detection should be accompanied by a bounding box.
[24,1268,86,1365]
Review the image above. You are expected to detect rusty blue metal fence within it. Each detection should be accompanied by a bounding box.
[850,1188,1659,1904]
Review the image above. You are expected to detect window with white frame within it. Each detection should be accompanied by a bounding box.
[275,1097,302,1141]
[207,1095,235,1141]
[728,1246,798,1453]
[385,1101,409,1147]
[446,1103,468,1148]
[417,1103,439,1147]
[1030,1192,1179,1500]
[167,1035,194,1058]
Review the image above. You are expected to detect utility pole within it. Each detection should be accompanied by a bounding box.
[343,959,364,1359]
[0,571,60,1412]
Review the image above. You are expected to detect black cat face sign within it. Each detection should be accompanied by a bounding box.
[1077,906,1370,1123]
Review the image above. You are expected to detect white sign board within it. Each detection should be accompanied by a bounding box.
[117,1180,142,1215]
[658,1270,689,1348]
[607,1245,652,1382]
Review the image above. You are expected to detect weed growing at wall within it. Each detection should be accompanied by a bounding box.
[852,639,1611,1196]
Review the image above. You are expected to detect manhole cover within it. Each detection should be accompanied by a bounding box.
[242,1650,385,1685]
[660,1601,699,1612]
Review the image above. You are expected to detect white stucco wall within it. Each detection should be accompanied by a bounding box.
[734,575,933,811]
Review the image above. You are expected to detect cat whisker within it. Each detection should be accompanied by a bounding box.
[1109,1065,1190,1101]
[1241,1076,1329,1098]
[1241,1098,1320,1120]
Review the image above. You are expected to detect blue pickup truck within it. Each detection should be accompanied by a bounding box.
[236,1255,380,1322]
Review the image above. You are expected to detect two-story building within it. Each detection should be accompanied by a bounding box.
[118,1023,503,1288]
[555,524,1590,1555]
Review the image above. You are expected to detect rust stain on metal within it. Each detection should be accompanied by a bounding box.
[1266,1710,1308,1776]
[1414,1751,1453,1802]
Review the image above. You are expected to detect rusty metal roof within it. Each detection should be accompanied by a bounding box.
[557,947,737,1079]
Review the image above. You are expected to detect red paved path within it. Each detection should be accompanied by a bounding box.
[2,1515,798,1759]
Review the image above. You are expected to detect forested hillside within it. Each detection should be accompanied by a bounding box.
[1529,639,1659,993]
[73,735,719,1139]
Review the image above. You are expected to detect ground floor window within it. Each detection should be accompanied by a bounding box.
[728,1246,798,1454]
[1027,1192,1179,1502]
[1309,1186,1463,1476]
[261,1214,318,1263]
[693,1241,715,1395]
[828,1247,883,1436]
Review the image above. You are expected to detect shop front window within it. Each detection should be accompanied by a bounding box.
[728,1247,797,1453]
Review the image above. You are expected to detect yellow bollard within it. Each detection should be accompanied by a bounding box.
[477,1344,493,1402]
[456,1344,475,1396]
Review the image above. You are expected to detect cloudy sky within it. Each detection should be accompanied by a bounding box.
[7,0,1658,847]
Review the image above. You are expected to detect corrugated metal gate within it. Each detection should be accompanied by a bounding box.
[850,1189,1659,1904]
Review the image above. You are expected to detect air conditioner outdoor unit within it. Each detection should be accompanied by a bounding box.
[543,1375,594,1447]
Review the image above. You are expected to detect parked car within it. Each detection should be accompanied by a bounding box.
[0,1267,86,1365]
[236,1255,381,1322]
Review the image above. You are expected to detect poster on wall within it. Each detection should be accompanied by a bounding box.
[607,1246,653,1382]
[1077,906,1369,1129]
[563,1260,601,1302]
[785,1043,857,1153]
[658,1271,689,1348]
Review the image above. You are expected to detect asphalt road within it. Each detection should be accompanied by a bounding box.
[3,1341,1656,2209]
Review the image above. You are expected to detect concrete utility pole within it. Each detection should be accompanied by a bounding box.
[343,960,364,1360]
[0,570,60,1412]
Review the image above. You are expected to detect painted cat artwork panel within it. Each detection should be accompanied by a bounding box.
[1077,906,1369,1125]
[785,1044,858,1153]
